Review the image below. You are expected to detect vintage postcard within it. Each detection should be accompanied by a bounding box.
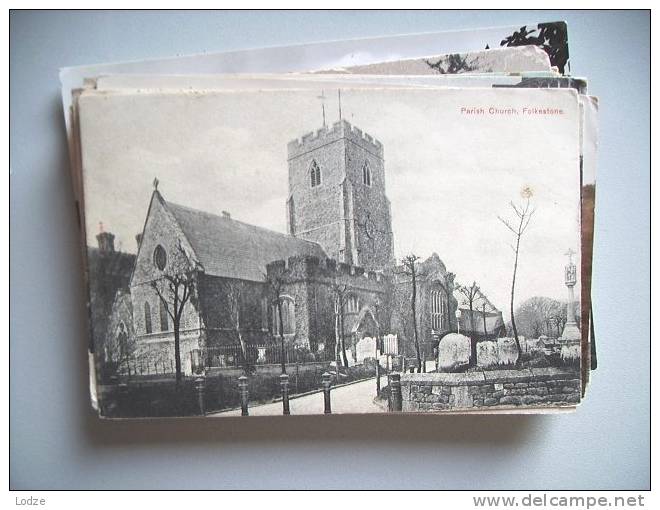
[75,86,582,417]
[85,71,597,390]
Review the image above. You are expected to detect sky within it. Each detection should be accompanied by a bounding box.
[79,86,581,315]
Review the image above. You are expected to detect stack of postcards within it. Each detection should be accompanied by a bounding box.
[62,21,599,418]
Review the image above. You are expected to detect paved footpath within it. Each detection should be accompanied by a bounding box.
[211,361,436,417]
[212,374,389,416]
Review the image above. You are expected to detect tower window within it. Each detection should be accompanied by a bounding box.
[310,160,321,188]
[362,161,372,186]
[144,302,152,334]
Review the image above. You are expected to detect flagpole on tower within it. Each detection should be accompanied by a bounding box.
[338,89,342,121]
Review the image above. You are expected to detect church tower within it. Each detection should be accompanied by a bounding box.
[286,120,394,271]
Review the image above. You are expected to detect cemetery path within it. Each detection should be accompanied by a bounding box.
[211,361,436,417]
[212,374,389,417]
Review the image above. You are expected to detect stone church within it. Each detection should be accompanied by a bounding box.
[119,120,463,374]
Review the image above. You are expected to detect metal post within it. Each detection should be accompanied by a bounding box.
[280,373,290,415]
[375,359,381,395]
[118,382,129,415]
[238,375,249,416]
[422,352,426,373]
[194,377,206,416]
[322,372,332,414]
[390,372,402,412]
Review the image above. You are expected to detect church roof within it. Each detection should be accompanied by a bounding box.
[165,200,327,282]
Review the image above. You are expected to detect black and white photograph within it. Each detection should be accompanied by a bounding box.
[78,86,582,417]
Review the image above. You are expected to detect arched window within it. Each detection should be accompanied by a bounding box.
[159,300,169,331]
[345,294,359,314]
[273,297,295,335]
[430,290,444,331]
[310,160,321,188]
[144,302,152,334]
[362,160,371,186]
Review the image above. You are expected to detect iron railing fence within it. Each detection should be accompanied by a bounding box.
[204,344,337,368]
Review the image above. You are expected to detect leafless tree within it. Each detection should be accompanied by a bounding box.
[457,281,481,367]
[264,270,289,375]
[515,296,565,339]
[498,193,535,364]
[398,254,424,373]
[482,303,488,341]
[222,280,250,375]
[330,282,350,369]
[150,241,200,387]
[444,271,456,332]
[550,309,568,337]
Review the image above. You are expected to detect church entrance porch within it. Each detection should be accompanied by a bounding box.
[346,307,380,364]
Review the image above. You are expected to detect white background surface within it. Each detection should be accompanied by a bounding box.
[10,10,649,489]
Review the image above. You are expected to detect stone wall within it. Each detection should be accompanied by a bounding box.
[266,255,391,350]
[197,274,269,345]
[130,192,201,338]
[391,254,457,357]
[400,367,581,412]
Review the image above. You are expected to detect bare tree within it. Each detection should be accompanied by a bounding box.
[223,280,250,375]
[457,281,481,367]
[482,303,488,340]
[515,296,565,339]
[264,270,289,375]
[498,193,535,364]
[398,254,424,373]
[330,282,350,369]
[444,272,456,332]
[150,241,200,388]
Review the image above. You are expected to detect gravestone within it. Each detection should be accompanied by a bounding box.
[523,337,543,354]
[560,343,580,362]
[437,333,471,372]
[477,340,498,368]
[355,336,377,363]
[497,337,519,365]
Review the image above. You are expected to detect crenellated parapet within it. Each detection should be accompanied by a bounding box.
[265,255,388,288]
[287,120,384,160]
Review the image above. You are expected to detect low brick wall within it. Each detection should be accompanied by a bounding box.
[400,367,581,412]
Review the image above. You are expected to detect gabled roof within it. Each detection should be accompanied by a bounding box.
[454,287,500,314]
[164,200,326,282]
